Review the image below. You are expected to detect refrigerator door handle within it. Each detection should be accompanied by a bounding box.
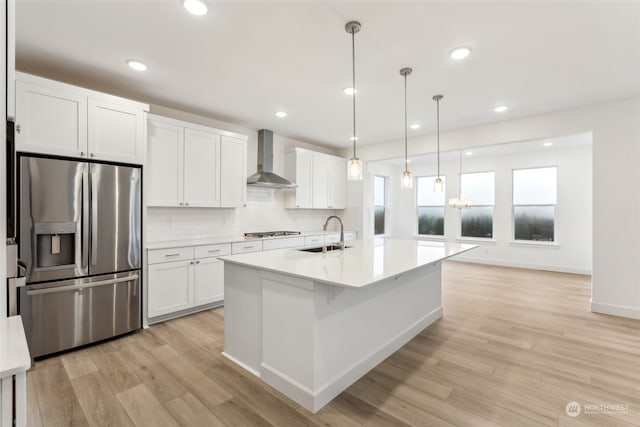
[82,168,89,271]
[26,273,139,296]
[91,171,98,266]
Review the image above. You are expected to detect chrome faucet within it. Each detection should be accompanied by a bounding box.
[323,215,345,250]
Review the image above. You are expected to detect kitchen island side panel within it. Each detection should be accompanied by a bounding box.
[222,263,263,376]
[260,261,443,412]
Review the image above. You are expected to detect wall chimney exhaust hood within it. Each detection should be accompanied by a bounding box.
[247,129,297,188]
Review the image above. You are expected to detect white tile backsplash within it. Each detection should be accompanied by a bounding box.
[146,187,342,242]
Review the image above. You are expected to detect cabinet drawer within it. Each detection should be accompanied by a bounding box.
[262,236,305,251]
[325,234,340,244]
[232,241,263,254]
[304,235,326,246]
[148,247,194,264]
[195,243,232,259]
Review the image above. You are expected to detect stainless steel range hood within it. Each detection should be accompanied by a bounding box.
[247,129,297,188]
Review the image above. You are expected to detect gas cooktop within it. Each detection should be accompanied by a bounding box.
[244,231,301,239]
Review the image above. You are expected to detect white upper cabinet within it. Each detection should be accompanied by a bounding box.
[285,149,313,208]
[183,127,220,207]
[312,154,328,208]
[14,72,148,163]
[88,98,145,164]
[15,80,87,157]
[327,156,347,209]
[147,117,184,206]
[285,147,346,210]
[6,0,16,120]
[146,114,247,209]
[220,135,247,207]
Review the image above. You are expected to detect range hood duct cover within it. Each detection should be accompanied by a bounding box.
[247,129,297,188]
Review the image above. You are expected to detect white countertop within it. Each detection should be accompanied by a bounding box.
[146,230,355,250]
[220,238,477,288]
[0,316,31,377]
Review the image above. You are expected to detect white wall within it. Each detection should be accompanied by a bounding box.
[343,97,640,319]
[1,0,7,318]
[146,105,345,242]
[375,140,592,274]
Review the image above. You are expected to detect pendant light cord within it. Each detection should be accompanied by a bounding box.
[404,73,408,173]
[351,28,357,159]
[436,97,441,178]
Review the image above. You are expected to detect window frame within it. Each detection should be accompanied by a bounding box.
[373,175,387,236]
[511,166,558,244]
[458,170,496,241]
[416,175,446,238]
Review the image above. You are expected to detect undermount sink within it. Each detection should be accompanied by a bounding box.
[298,245,352,253]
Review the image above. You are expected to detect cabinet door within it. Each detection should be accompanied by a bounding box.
[295,151,313,208]
[15,80,87,158]
[327,157,347,209]
[312,154,329,208]
[148,260,194,318]
[88,98,144,164]
[220,136,247,207]
[147,118,184,206]
[183,127,220,207]
[194,257,224,306]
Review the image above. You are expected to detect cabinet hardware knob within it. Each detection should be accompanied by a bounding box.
[90,152,95,157]
[16,124,21,134]
[81,151,85,156]
[179,202,184,206]
[185,203,189,206]
[190,261,194,264]
[196,261,200,264]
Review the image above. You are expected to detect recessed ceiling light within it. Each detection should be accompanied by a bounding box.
[494,105,509,113]
[406,159,412,163]
[544,142,553,147]
[465,151,473,156]
[127,60,147,71]
[343,87,357,95]
[183,0,208,15]
[350,136,359,141]
[449,46,471,60]
[275,111,287,118]
[409,123,421,130]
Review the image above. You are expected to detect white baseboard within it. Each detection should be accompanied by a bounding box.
[260,306,443,413]
[590,300,640,320]
[452,256,592,276]
[221,352,261,377]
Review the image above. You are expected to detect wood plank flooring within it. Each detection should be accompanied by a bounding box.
[27,262,640,426]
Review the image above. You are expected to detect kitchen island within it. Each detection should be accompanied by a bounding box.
[220,238,476,413]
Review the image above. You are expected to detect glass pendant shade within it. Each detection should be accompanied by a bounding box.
[401,170,413,189]
[347,157,363,181]
[434,177,444,192]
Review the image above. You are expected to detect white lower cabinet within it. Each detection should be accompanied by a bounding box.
[147,243,230,321]
[194,257,224,306]
[148,259,194,318]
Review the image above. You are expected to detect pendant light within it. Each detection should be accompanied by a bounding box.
[346,21,363,181]
[433,95,444,192]
[448,150,473,209]
[400,67,413,189]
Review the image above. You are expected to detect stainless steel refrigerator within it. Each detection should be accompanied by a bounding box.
[18,155,141,358]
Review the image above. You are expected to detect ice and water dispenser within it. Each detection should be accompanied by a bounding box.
[33,222,77,269]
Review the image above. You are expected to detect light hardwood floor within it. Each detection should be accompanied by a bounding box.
[26,262,640,426]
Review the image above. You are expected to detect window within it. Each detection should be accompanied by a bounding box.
[374,176,386,235]
[460,171,495,238]
[513,167,557,242]
[417,176,445,236]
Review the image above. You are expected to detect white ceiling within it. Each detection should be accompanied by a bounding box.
[16,1,640,148]
[375,132,593,167]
